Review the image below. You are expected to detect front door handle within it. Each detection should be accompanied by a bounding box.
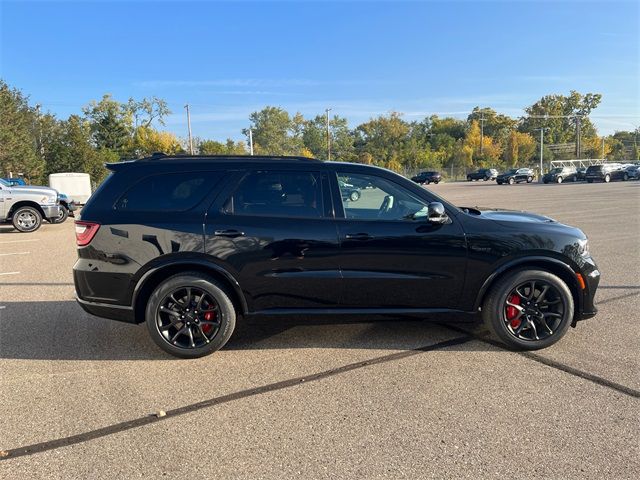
[214,229,245,238]
[345,233,372,241]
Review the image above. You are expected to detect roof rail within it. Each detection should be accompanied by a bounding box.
[138,154,322,163]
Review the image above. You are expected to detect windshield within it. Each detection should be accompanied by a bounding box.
[504,169,517,174]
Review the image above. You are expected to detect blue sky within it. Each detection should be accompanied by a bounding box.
[1,0,638,141]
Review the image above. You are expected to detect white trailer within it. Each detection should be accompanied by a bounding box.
[48,173,92,204]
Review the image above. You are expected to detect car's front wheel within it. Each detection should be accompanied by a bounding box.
[349,190,361,202]
[482,269,574,350]
[145,272,236,358]
[508,177,515,185]
[526,176,533,183]
[604,174,611,183]
[12,206,43,232]
[556,176,563,184]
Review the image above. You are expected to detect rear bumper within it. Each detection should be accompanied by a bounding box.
[76,296,136,324]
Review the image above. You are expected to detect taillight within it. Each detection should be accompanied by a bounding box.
[75,221,100,246]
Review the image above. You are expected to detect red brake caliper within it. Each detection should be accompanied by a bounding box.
[506,294,521,329]
[202,311,216,334]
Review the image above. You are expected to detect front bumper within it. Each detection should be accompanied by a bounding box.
[41,204,61,219]
[575,256,600,322]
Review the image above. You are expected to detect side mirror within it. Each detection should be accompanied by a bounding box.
[427,202,448,224]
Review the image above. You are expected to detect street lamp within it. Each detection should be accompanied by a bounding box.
[534,127,549,182]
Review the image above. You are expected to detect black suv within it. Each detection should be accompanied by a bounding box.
[74,155,599,358]
[496,168,535,185]
[411,171,442,185]
[467,168,498,181]
[585,164,628,183]
[542,167,578,184]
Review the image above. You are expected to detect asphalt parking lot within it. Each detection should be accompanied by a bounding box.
[1,180,638,479]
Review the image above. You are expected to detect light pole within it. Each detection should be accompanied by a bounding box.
[248,128,254,155]
[534,127,548,182]
[184,104,194,154]
[325,108,332,161]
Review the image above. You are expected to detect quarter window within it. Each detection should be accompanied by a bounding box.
[223,171,323,218]
[115,172,223,211]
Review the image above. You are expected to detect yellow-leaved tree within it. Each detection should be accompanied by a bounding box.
[504,131,536,167]
[465,120,502,165]
[132,126,183,157]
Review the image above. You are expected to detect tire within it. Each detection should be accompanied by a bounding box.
[623,173,629,181]
[604,174,611,183]
[48,205,69,224]
[543,179,549,184]
[497,180,503,185]
[483,177,488,181]
[349,190,360,202]
[145,272,236,358]
[434,181,439,184]
[556,176,563,184]
[424,180,430,185]
[508,177,515,185]
[12,206,43,233]
[467,176,472,181]
[482,269,574,350]
[526,176,533,183]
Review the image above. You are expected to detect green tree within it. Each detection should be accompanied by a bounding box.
[83,94,133,153]
[244,106,301,155]
[0,80,43,181]
[519,91,602,145]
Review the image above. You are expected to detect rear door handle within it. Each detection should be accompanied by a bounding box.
[345,233,372,241]
[214,229,245,238]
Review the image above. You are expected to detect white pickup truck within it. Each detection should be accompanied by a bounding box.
[0,178,61,232]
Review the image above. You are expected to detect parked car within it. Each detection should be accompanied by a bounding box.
[411,171,442,185]
[47,192,78,224]
[542,167,578,184]
[624,165,640,180]
[576,167,587,181]
[496,168,535,185]
[467,168,498,181]
[0,178,61,232]
[74,154,599,358]
[338,179,361,202]
[585,164,628,183]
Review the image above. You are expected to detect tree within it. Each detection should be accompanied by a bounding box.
[244,106,301,155]
[519,91,602,145]
[132,126,183,157]
[465,120,503,165]
[0,80,43,181]
[504,131,536,167]
[303,114,355,161]
[468,107,517,142]
[83,94,133,153]
[354,112,411,166]
[126,96,170,128]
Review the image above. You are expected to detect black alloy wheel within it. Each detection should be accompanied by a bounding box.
[483,269,574,349]
[145,273,236,358]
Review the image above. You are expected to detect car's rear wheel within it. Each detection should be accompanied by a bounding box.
[482,269,574,350]
[145,272,236,358]
[556,176,563,184]
[623,173,629,181]
[508,177,515,185]
[48,204,69,224]
[604,174,611,183]
[349,190,361,202]
[526,176,533,183]
[12,206,42,232]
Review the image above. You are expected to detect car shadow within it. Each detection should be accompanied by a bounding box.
[0,300,485,361]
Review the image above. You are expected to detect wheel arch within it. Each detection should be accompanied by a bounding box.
[474,257,582,321]
[131,259,248,324]
[8,201,46,219]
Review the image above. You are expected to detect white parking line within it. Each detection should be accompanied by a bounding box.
[0,239,40,245]
[0,272,20,276]
[0,252,30,257]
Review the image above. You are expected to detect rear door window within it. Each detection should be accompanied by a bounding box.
[115,171,224,211]
[223,170,323,218]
